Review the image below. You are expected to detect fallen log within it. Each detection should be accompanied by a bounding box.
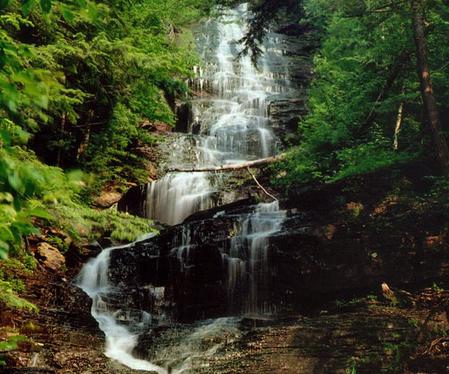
[168,153,286,173]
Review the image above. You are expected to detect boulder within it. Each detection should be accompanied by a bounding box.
[94,191,123,208]
[35,242,65,272]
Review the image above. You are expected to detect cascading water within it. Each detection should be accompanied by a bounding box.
[145,172,214,226]
[77,238,240,373]
[143,3,293,225]
[77,237,167,374]
[78,3,297,371]
[224,201,286,315]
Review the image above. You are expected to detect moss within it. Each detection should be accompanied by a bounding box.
[0,260,38,313]
[51,202,158,244]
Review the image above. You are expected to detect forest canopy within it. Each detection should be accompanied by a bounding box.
[275,0,449,184]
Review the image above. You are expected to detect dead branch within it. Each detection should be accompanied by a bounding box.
[246,167,278,201]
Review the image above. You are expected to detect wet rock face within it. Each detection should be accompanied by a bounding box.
[264,23,318,145]
[111,164,449,322]
[108,204,242,321]
[174,101,193,133]
[117,184,147,217]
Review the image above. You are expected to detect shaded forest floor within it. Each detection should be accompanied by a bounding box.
[205,292,449,374]
[2,276,449,373]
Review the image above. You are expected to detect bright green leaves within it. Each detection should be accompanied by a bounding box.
[0,335,26,351]
[40,0,51,13]
[276,0,429,185]
[0,278,38,311]
[20,0,35,16]
[60,4,75,23]
[0,144,81,258]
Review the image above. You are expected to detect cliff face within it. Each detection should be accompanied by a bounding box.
[110,162,449,323]
[267,23,318,145]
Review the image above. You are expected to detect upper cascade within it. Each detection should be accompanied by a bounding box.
[143,3,296,225]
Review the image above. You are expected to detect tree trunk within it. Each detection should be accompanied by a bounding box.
[56,113,66,167]
[359,50,410,135]
[77,110,94,160]
[411,0,449,172]
[168,154,286,173]
[393,101,404,150]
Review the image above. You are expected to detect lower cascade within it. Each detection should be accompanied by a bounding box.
[77,201,286,371]
[77,240,166,373]
[223,201,286,315]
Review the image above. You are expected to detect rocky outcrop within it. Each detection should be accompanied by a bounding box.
[109,200,251,321]
[264,23,318,144]
[117,184,147,217]
[202,299,449,374]
[110,163,449,322]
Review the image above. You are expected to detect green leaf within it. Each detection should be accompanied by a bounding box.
[28,206,52,220]
[60,4,75,23]
[20,0,35,16]
[7,172,24,194]
[0,335,26,351]
[0,241,9,260]
[0,0,9,11]
[39,0,51,13]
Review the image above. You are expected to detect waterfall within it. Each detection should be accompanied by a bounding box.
[144,3,291,225]
[79,3,295,371]
[224,201,286,315]
[77,241,241,373]
[145,172,214,226]
[77,237,167,374]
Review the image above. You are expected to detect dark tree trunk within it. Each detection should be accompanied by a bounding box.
[411,0,449,173]
[359,50,410,135]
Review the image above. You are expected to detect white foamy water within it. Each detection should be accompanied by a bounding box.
[145,172,215,226]
[224,200,286,314]
[151,317,241,374]
[77,238,167,373]
[144,3,292,225]
[78,246,241,372]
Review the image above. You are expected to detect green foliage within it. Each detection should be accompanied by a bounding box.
[0,0,211,254]
[0,334,26,359]
[1,0,211,186]
[276,0,449,186]
[0,259,38,312]
[0,125,83,258]
[332,142,414,181]
[0,333,28,366]
[0,280,38,312]
[52,203,157,243]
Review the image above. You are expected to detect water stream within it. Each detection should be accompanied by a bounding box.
[78,3,295,371]
[143,3,293,226]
